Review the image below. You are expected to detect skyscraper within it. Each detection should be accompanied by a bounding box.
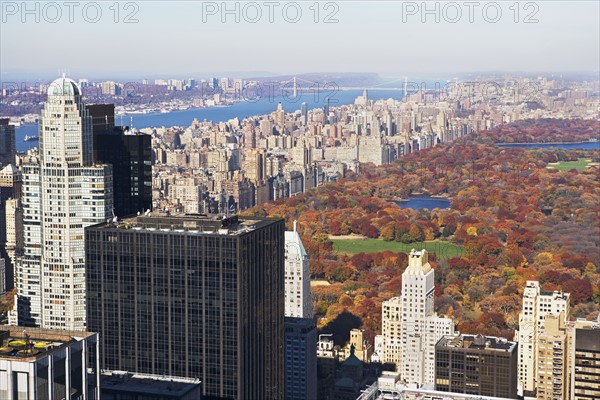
[0,163,21,291]
[381,249,454,387]
[0,119,16,166]
[87,104,152,217]
[10,76,113,330]
[301,102,308,125]
[85,214,285,400]
[536,313,571,400]
[3,197,23,290]
[516,280,570,399]
[284,317,317,400]
[284,220,312,318]
[284,221,316,400]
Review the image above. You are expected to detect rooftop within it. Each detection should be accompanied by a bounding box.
[437,333,517,352]
[0,326,96,361]
[48,76,81,97]
[90,212,281,236]
[101,371,201,397]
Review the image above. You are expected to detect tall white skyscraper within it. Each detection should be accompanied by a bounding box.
[284,220,312,318]
[10,76,113,330]
[516,280,570,399]
[381,249,454,387]
[283,221,316,399]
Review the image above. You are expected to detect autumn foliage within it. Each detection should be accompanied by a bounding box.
[243,119,600,340]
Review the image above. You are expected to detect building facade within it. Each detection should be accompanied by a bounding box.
[100,371,202,400]
[0,164,21,292]
[516,280,570,398]
[10,76,113,330]
[284,317,317,400]
[88,104,152,217]
[0,326,100,400]
[536,313,570,400]
[571,318,600,400]
[284,221,312,319]
[0,119,15,166]
[381,249,454,387]
[85,214,284,400]
[381,296,402,368]
[4,198,23,268]
[283,221,317,399]
[435,333,518,399]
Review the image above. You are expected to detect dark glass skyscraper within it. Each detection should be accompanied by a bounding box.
[86,104,152,217]
[0,118,15,166]
[85,214,285,400]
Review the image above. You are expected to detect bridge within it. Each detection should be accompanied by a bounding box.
[279,76,411,95]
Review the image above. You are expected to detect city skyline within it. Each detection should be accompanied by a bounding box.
[0,1,599,398]
[1,1,599,80]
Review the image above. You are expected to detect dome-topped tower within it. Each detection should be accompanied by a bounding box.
[47,74,81,97]
[11,75,113,330]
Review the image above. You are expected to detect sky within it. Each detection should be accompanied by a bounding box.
[1,1,599,81]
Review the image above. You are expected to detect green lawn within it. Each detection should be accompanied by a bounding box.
[331,239,464,259]
[547,158,592,172]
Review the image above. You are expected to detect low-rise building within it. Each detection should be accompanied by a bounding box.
[435,333,518,399]
[0,326,100,400]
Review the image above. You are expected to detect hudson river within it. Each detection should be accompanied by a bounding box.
[15,89,403,152]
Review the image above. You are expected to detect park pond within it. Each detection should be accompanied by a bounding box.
[394,197,451,210]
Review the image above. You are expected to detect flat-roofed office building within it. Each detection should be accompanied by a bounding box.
[0,326,100,400]
[85,213,285,400]
[435,333,518,399]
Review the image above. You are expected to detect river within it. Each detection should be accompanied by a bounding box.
[15,89,405,152]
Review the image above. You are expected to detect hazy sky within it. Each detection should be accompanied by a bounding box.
[1,1,599,80]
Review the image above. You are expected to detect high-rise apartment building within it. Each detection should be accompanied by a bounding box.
[10,76,113,330]
[0,164,22,291]
[85,214,285,400]
[516,280,570,399]
[435,333,518,398]
[381,249,454,387]
[0,119,16,166]
[381,296,402,368]
[0,258,4,294]
[536,313,571,400]
[3,197,23,291]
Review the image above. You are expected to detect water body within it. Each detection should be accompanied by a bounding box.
[395,197,451,210]
[15,89,405,152]
[497,142,600,150]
